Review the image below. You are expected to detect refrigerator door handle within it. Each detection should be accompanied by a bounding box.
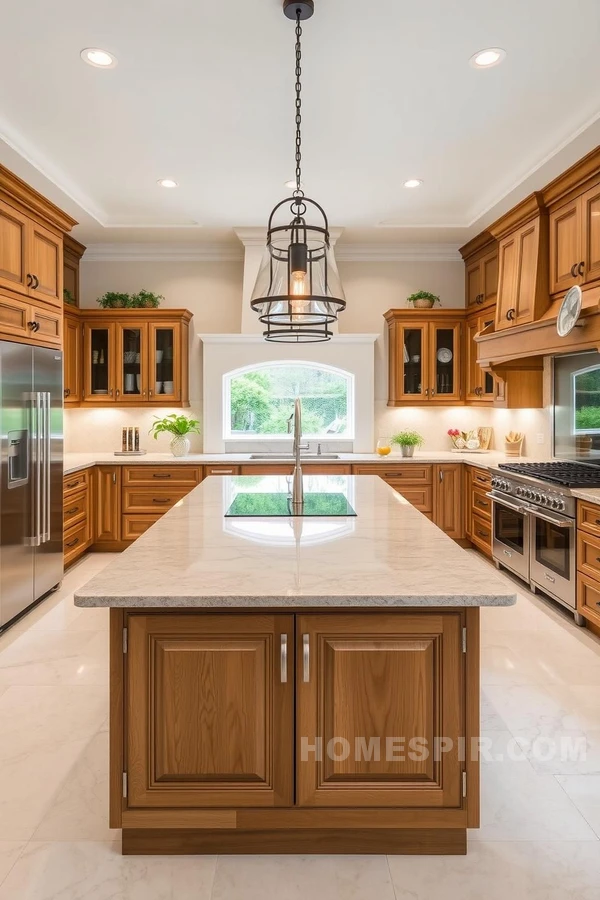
[26,392,42,547]
[42,392,51,543]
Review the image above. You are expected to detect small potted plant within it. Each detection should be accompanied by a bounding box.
[406,290,441,309]
[97,291,132,309]
[132,289,163,309]
[63,288,77,306]
[391,429,424,458]
[150,414,201,458]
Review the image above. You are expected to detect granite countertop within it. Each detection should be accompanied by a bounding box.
[75,475,517,610]
[572,488,600,505]
[63,450,540,475]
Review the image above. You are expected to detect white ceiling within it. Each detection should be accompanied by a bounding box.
[1,0,600,247]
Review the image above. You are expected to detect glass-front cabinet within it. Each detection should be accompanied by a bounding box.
[79,310,191,407]
[385,310,465,406]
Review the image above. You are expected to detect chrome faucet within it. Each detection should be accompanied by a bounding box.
[291,397,309,514]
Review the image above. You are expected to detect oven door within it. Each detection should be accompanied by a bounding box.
[488,492,531,582]
[529,508,576,609]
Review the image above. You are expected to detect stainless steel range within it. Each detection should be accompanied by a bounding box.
[487,461,600,625]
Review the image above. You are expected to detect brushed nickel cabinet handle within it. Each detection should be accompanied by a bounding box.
[302,634,310,683]
[280,634,288,683]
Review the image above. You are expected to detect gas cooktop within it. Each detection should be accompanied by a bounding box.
[497,461,600,488]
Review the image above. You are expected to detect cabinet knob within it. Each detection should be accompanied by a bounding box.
[64,388,71,398]
[116,389,120,397]
[578,261,585,277]
[571,263,578,277]
[476,294,483,304]
[506,308,515,321]
[31,274,39,289]
[26,274,33,287]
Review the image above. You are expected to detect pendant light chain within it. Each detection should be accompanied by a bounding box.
[294,10,304,201]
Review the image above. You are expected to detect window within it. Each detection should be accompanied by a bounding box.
[572,364,600,434]
[224,361,354,439]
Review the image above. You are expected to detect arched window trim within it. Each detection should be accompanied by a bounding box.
[223,360,355,440]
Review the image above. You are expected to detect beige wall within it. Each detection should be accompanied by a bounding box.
[65,255,551,457]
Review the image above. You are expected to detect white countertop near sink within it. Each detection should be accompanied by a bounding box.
[74,474,517,610]
[63,449,541,475]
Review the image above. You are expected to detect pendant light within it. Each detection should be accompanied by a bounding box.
[250,0,346,343]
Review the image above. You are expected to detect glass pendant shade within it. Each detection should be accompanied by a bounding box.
[251,198,346,343]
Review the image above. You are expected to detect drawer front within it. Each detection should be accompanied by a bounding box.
[238,464,353,477]
[64,519,91,568]
[122,514,164,541]
[468,466,492,491]
[123,487,190,514]
[388,483,433,512]
[204,465,241,476]
[352,464,432,484]
[577,531,600,582]
[578,501,600,539]
[471,512,492,556]
[471,485,492,522]
[63,468,90,496]
[577,571,600,628]
[63,488,88,531]
[123,466,201,487]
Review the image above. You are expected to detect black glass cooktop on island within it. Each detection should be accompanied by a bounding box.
[498,461,600,488]
[225,492,357,518]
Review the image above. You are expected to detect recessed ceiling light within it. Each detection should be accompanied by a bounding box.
[157,179,178,188]
[403,179,423,189]
[80,48,118,68]
[469,48,506,69]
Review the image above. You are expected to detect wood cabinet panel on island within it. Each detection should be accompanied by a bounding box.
[94,466,122,544]
[577,500,600,629]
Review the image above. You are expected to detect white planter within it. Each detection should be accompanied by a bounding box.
[170,436,190,458]
[400,445,415,458]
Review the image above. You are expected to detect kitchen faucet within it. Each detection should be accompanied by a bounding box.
[290,397,309,514]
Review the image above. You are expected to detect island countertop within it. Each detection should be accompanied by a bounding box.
[75,475,516,609]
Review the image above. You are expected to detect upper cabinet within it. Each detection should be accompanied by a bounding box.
[384,309,465,406]
[462,238,498,311]
[63,235,86,308]
[549,180,600,295]
[68,308,192,408]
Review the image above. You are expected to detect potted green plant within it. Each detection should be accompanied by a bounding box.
[391,429,424,458]
[131,289,163,309]
[63,288,77,306]
[150,414,201,458]
[406,290,441,310]
[97,291,132,309]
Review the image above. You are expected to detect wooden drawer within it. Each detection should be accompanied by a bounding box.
[204,465,241,476]
[470,512,492,556]
[63,488,88,531]
[351,464,432,484]
[63,468,90,496]
[123,466,201,487]
[578,501,600,539]
[0,291,29,340]
[390,484,433,513]
[63,518,91,568]
[577,571,600,628]
[29,303,62,346]
[123,487,190,514]
[577,530,600,582]
[122,514,164,542]
[468,466,491,492]
[471,485,492,522]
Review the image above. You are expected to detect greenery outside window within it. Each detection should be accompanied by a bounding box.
[572,365,600,434]
[224,362,354,439]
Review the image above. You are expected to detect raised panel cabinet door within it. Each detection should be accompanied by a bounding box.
[433,464,464,539]
[83,323,115,402]
[93,465,121,542]
[126,613,294,808]
[581,182,600,286]
[27,304,62,346]
[0,199,29,295]
[466,259,481,308]
[480,248,499,307]
[0,290,29,340]
[513,218,542,326]
[495,233,519,330]
[63,314,81,404]
[549,198,582,295]
[296,612,464,808]
[28,221,62,305]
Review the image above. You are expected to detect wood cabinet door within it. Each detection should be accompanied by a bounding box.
[433,464,463,538]
[393,321,430,403]
[0,199,29,296]
[296,612,464,808]
[513,217,542,326]
[27,303,62,346]
[83,322,116,402]
[465,259,481,309]
[148,322,181,403]
[480,248,499,307]
[28,222,62,306]
[115,321,148,403]
[0,290,29,341]
[549,198,582,295]
[465,316,481,402]
[428,321,462,402]
[495,232,519,330]
[581,181,600,286]
[127,613,294,808]
[93,465,121,542]
[64,314,81,404]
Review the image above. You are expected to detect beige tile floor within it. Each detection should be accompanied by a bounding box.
[0,551,599,898]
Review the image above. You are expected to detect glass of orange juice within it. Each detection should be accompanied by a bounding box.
[376,437,392,456]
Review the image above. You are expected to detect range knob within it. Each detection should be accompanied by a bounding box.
[516,486,523,497]
[557,499,566,512]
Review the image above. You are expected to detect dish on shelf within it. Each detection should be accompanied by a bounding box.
[436,348,453,364]
[123,351,137,364]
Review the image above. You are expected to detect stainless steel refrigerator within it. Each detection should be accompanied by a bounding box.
[0,342,63,631]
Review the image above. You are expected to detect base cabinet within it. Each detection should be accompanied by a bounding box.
[94,466,122,543]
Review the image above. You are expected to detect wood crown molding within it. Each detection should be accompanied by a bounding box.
[64,233,87,260]
[0,163,78,232]
[458,231,495,262]
[543,144,600,208]
[69,307,193,323]
[384,307,467,322]
[488,192,547,240]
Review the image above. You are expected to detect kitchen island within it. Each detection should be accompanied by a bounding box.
[75,475,516,856]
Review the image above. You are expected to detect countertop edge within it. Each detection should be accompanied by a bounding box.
[74,593,518,609]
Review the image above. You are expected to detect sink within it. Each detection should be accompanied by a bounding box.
[249,453,340,460]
